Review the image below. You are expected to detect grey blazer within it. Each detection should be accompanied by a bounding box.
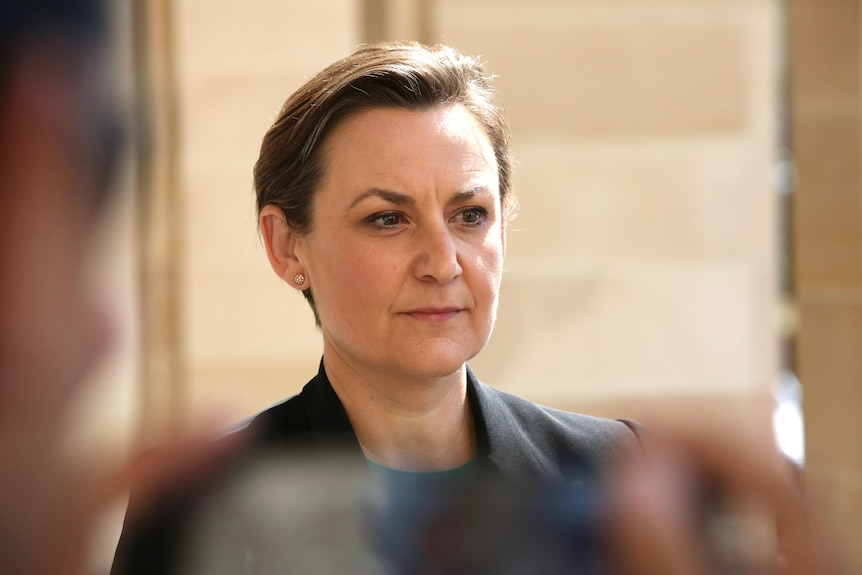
[111,360,641,575]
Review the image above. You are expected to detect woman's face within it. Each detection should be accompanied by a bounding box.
[296,104,505,381]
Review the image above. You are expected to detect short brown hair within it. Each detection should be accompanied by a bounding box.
[253,41,513,322]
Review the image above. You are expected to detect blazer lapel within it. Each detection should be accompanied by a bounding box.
[299,360,365,460]
[465,366,565,482]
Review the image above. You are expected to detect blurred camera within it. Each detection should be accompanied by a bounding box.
[174,449,773,575]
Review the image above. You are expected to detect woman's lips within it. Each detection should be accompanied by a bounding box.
[404,307,461,323]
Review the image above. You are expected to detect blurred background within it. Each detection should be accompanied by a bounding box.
[73,0,861,571]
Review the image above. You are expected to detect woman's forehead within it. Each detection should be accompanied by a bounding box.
[320,106,498,188]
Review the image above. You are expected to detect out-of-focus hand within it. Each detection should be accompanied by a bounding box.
[608,421,844,575]
[0,427,248,575]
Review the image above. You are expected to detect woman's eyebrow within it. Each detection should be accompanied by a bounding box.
[344,185,494,214]
[344,188,414,214]
[447,186,492,205]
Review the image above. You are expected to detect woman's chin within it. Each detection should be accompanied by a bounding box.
[390,343,484,381]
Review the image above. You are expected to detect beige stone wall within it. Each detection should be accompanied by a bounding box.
[175,0,359,420]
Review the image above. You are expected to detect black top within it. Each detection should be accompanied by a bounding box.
[111,361,642,575]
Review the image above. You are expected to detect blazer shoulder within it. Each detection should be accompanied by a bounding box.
[224,364,359,451]
[495,386,637,445]
[471,379,640,479]
[226,391,312,446]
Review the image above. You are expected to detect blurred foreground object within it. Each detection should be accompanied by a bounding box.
[611,418,847,575]
[177,451,610,575]
[173,425,845,575]
[0,2,246,573]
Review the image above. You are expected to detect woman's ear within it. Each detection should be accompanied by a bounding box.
[259,204,305,287]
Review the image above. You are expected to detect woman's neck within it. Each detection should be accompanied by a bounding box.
[322,351,477,472]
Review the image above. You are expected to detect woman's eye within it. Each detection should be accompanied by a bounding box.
[370,212,404,227]
[459,207,486,225]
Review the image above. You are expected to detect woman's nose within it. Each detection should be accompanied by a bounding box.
[413,224,462,283]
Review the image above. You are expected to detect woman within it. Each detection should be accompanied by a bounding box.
[251,41,641,474]
[112,41,639,574]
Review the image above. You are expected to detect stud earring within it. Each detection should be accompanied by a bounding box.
[294,273,305,286]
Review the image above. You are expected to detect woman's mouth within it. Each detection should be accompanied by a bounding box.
[404,307,461,323]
